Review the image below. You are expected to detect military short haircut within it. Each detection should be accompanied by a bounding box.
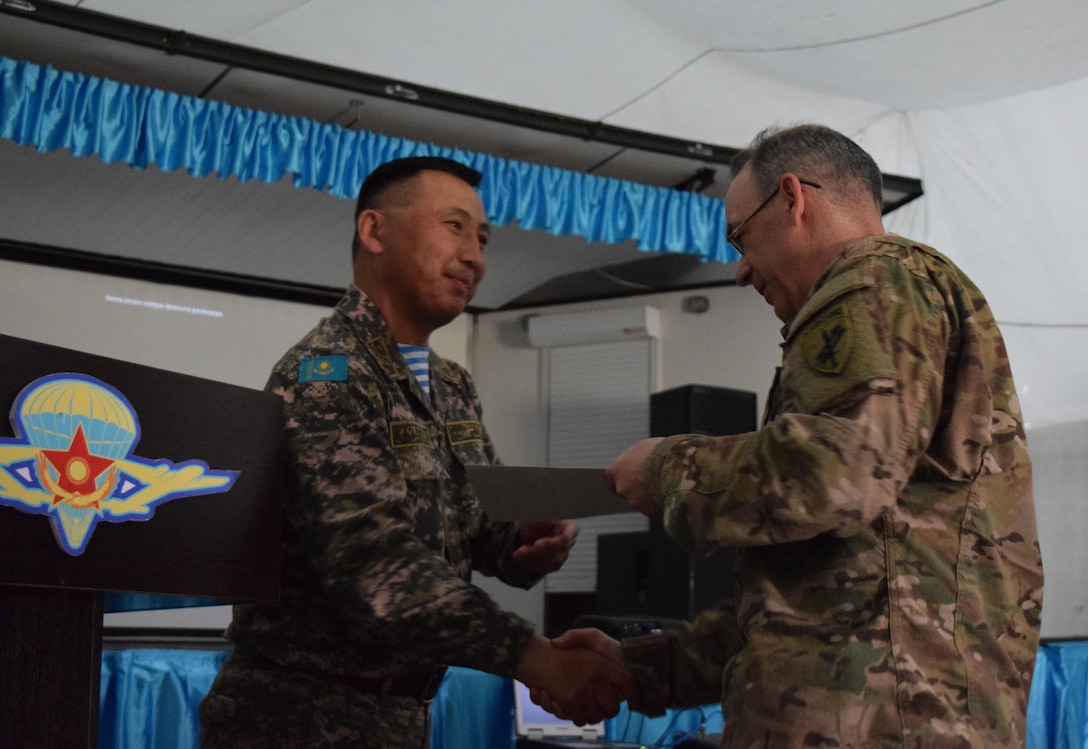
[351,156,483,257]
[731,124,883,211]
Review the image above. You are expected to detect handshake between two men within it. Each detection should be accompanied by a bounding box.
[514,627,637,727]
[512,438,668,726]
[507,528,638,725]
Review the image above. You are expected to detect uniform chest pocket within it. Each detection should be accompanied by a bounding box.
[390,421,446,481]
[446,420,490,466]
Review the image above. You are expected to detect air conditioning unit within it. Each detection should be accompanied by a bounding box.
[526,306,660,348]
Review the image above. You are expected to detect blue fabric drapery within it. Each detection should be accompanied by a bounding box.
[97,653,724,749]
[99,644,1088,749]
[1028,641,1088,749]
[100,649,227,749]
[0,55,734,264]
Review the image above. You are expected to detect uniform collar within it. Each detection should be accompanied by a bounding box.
[336,285,463,387]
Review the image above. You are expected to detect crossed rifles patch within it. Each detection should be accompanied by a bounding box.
[801,304,853,375]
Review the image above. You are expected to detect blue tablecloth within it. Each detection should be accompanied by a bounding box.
[1028,641,1088,749]
[99,641,1088,749]
[100,649,228,749]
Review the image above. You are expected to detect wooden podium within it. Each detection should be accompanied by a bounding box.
[0,334,283,748]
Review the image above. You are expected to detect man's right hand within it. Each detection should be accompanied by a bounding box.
[515,634,636,725]
[605,437,665,517]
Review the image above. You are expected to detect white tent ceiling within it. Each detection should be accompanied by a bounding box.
[48,0,1088,117]
[2,0,1088,427]
[33,0,1088,145]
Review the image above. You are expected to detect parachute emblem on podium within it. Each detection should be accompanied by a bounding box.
[0,373,239,556]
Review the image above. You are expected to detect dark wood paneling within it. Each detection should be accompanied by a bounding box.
[0,588,102,748]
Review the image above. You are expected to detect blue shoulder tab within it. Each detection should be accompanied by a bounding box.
[299,355,349,382]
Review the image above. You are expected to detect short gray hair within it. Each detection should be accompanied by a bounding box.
[731,124,883,210]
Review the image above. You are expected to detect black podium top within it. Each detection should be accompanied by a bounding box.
[0,334,283,603]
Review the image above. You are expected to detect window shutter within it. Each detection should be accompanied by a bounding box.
[541,335,656,593]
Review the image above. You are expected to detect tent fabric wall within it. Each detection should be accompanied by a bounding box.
[907,77,1088,328]
[863,77,1088,431]
[0,55,732,263]
[869,83,1088,645]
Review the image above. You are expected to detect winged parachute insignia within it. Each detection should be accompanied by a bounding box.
[0,373,238,555]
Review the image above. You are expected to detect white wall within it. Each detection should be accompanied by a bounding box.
[469,283,782,626]
[471,284,782,469]
[1026,422,1088,640]
[0,259,472,389]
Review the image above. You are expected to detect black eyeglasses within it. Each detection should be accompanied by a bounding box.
[727,179,821,256]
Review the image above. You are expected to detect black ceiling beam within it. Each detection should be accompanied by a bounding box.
[0,0,923,213]
[1,0,735,164]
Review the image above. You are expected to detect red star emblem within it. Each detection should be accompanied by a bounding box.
[40,424,115,506]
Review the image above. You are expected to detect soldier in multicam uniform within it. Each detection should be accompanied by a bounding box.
[200,157,634,748]
[546,125,1044,747]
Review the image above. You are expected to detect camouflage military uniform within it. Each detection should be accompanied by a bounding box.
[200,286,539,748]
[622,234,1043,748]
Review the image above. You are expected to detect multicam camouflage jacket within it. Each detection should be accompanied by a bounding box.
[226,285,538,681]
[622,234,1043,748]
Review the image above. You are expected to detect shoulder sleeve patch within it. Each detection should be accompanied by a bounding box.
[298,355,349,382]
[800,304,853,375]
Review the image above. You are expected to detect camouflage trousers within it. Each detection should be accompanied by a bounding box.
[199,652,431,749]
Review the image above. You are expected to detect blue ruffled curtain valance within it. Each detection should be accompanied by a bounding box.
[0,55,734,263]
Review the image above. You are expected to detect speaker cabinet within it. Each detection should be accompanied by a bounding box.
[650,384,757,440]
[597,384,757,621]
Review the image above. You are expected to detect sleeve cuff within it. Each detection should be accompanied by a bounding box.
[621,633,674,716]
[644,435,689,506]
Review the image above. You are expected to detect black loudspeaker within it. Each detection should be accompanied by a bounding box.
[649,384,757,441]
[597,384,757,621]
[595,532,651,617]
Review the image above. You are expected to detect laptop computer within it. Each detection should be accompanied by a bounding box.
[512,679,643,749]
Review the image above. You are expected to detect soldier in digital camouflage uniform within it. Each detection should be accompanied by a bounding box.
[550,125,1043,748]
[200,157,633,748]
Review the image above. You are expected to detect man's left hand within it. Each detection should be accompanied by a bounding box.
[513,520,578,577]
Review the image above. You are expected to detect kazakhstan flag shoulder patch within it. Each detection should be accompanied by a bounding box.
[299,356,349,383]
